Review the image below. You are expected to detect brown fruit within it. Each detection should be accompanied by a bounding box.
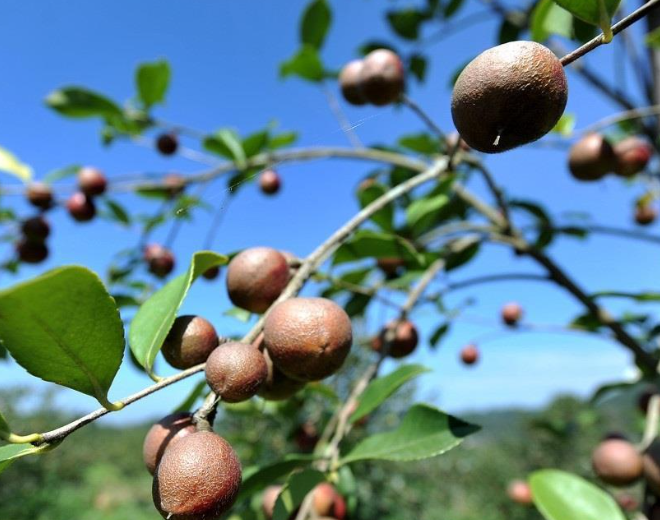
[507,480,532,505]
[263,297,353,381]
[205,342,268,402]
[142,412,197,475]
[66,192,96,222]
[78,167,107,197]
[26,182,54,210]
[202,265,220,280]
[568,133,616,181]
[376,257,405,278]
[360,49,405,106]
[226,247,290,313]
[262,485,282,520]
[371,320,418,358]
[16,240,48,264]
[162,315,218,369]
[144,244,175,278]
[258,349,306,400]
[157,133,179,156]
[451,41,567,153]
[339,59,367,106]
[501,302,523,327]
[153,431,241,519]
[635,204,657,226]
[592,439,643,486]
[259,169,281,195]
[460,344,479,365]
[313,483,346,520]
[293,421,319,452]
[21,216,50,242]
[614,136,653,177]
[163,173,186,198]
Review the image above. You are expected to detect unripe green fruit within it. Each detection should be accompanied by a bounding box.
[371,320,418,358]
[360,49,405,106]
[78,166,107,197]
[258,349,306,401]
[451,41,567,153]
[501,302,523,326]
[614,136,653,177]
[568,133,616,181]
[66,192,96,222]
[162,315,218,369]
[264,297,353,381]
[592,439,643,486]
[142,412,196,475]
[26,182,54,210]
[339,59,367,106]
[226,247,290,313]
[153,431,242,520]
[205,342,268,402]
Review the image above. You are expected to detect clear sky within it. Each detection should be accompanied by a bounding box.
[0,0,655,425]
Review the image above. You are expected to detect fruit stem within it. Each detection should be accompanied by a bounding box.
[598,0,614,43]
[2,432,44,444]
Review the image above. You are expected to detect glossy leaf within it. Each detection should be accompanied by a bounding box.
[553,0,620,27]
[530,469,625,520]
[273,469,326,520]
[129,251,227,375]
[136,60,171,109]
[242,130,269,157]
[0,146,32,182]
[280,45,325,82]
[301,0,332,49]
[332,230,421,266]
[350,365,431,423]
[45,87,123,119]
[406,192,450,237]
[0,267,125,407]
[238,455,317,502]
[341,404,480,464]
[399,133,440,155]
[203,129,247,167]
[0,443,48,476]
[269,131,298,149]
[357,182,394,232]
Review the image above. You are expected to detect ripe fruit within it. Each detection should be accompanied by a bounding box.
[153,431,241,519]
[162,315,218,369]
[259,169,281,195]
[360,49,405,106]
[66,192,96,222]
[293,421,319,452]
[501,302,523,327]
[460,344,479,365]
[376,257,405,278]
[614,136,653,177]
[262,485,282,520]
[143,244,175,278]
[592,439,643,486]
[507,480,532,505]
[26,182,54,210]
[202,266,220,280]
[452,41,567,153]
[568,133,616,181]
[258,349,306,400]
[226,247,290,313]
[78,167,107,197]
[142,412,196,475]
[16,240,48,264]
[157,133,179,156]
[635,204,657,226]
[163,173,186,198]
[313,483,346,520]
[263,297,353,381]
[205,342,268,402]
[339,59,367,105]
[21,216,50,242]
[370,320,418,358]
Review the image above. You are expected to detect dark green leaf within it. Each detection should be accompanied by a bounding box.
[358,41,397,56]
[399,133,440,155]
[499,18,522,43]
[408,54,428,82]
[203,129,247,167]
[341,404,480,464]
[570,312,603,332]
[357,182,394,232]
[553,0,620,27]
[128,251,227,375]
[344,294,371,317]
[280,46,325,82]
[103,199,131,226]
[350,365,431,423]
[111,293,141,308]
[301,0,332,49]
[45,87,123,119]
[647,27,660,47]
[592,290,660,302]
[269,131,298,150]
[238,455,317,502]
[387,9,429,40]
[0,267,125,407]
[274,469,326,520]
[429,323,449,347]
[406,192,450,237]
[332,230,421,266]
[589,380,640,405]
[444,239,480,271]
[444,0,466,18]
[242,130,269,157]
[136,60,171,109]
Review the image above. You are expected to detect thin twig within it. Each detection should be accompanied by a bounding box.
[322,82,363,149]
[400,94,445,140]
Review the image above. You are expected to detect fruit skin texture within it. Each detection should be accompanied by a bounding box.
[78,166,107,197]
[16,240,48,264]
[636,204,657,226]
[144,244,175,278]
[313,483,346,520]
[259,169,281,195]
[264,297,353,382]
[568,133,616,181]
[21,216,50,242]
[460,344,479,365]
[507,480,532,505]
[501,302,523,326]
[66,192,96,222]
[370,320,418,358]
[142,412,196,475]
[205,342,268,402]
[226,247,290,313]
[162,315,219,369]
[360,49,405,106]
[592,439,643,486]
[152,431,242,520]
[614,136,653,177]
[339,59,367,106]
[258,349,306,400]
[157,133,179,156]
[26,182,54,210]
[451,41,567,153]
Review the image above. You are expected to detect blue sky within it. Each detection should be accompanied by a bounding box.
[0,0,655,425]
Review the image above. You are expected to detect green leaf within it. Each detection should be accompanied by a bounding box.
[224,307,252,322]
[344,293,371,317]
[269,131,298,150]
[301,0,332,49]
[0,267,125,408]
[238,455,317,502]
[0,443,48,475]
[553,0,620,27]
[273,469,326,520]
[357,182,394,232]
[332,230,421,266]
[350,365,431,423]
[387,9,429,40]
[280,45,325,82]
[103,199,131,226]
[647,27,660,47]
[530,469,625,520]
[444,0,466,18]
[570,312,603,332]
[45,87,123,119]
[406,193,450,237]
[174,379,208,412]
[552,113,576,136]
[592,290,660,302]
[0,410,10,435]
[136,60,171,109]
[532,0,573,42]
[399,133,440,155]
[341,404,480,464]
[242,130,269,157]
[128,251,227,375]
[0,146,32,182]
[429,323,449,347]
[43,164,81,184]
[203,129,247,167]
[408,54,428,82]
[499,18,523,43]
